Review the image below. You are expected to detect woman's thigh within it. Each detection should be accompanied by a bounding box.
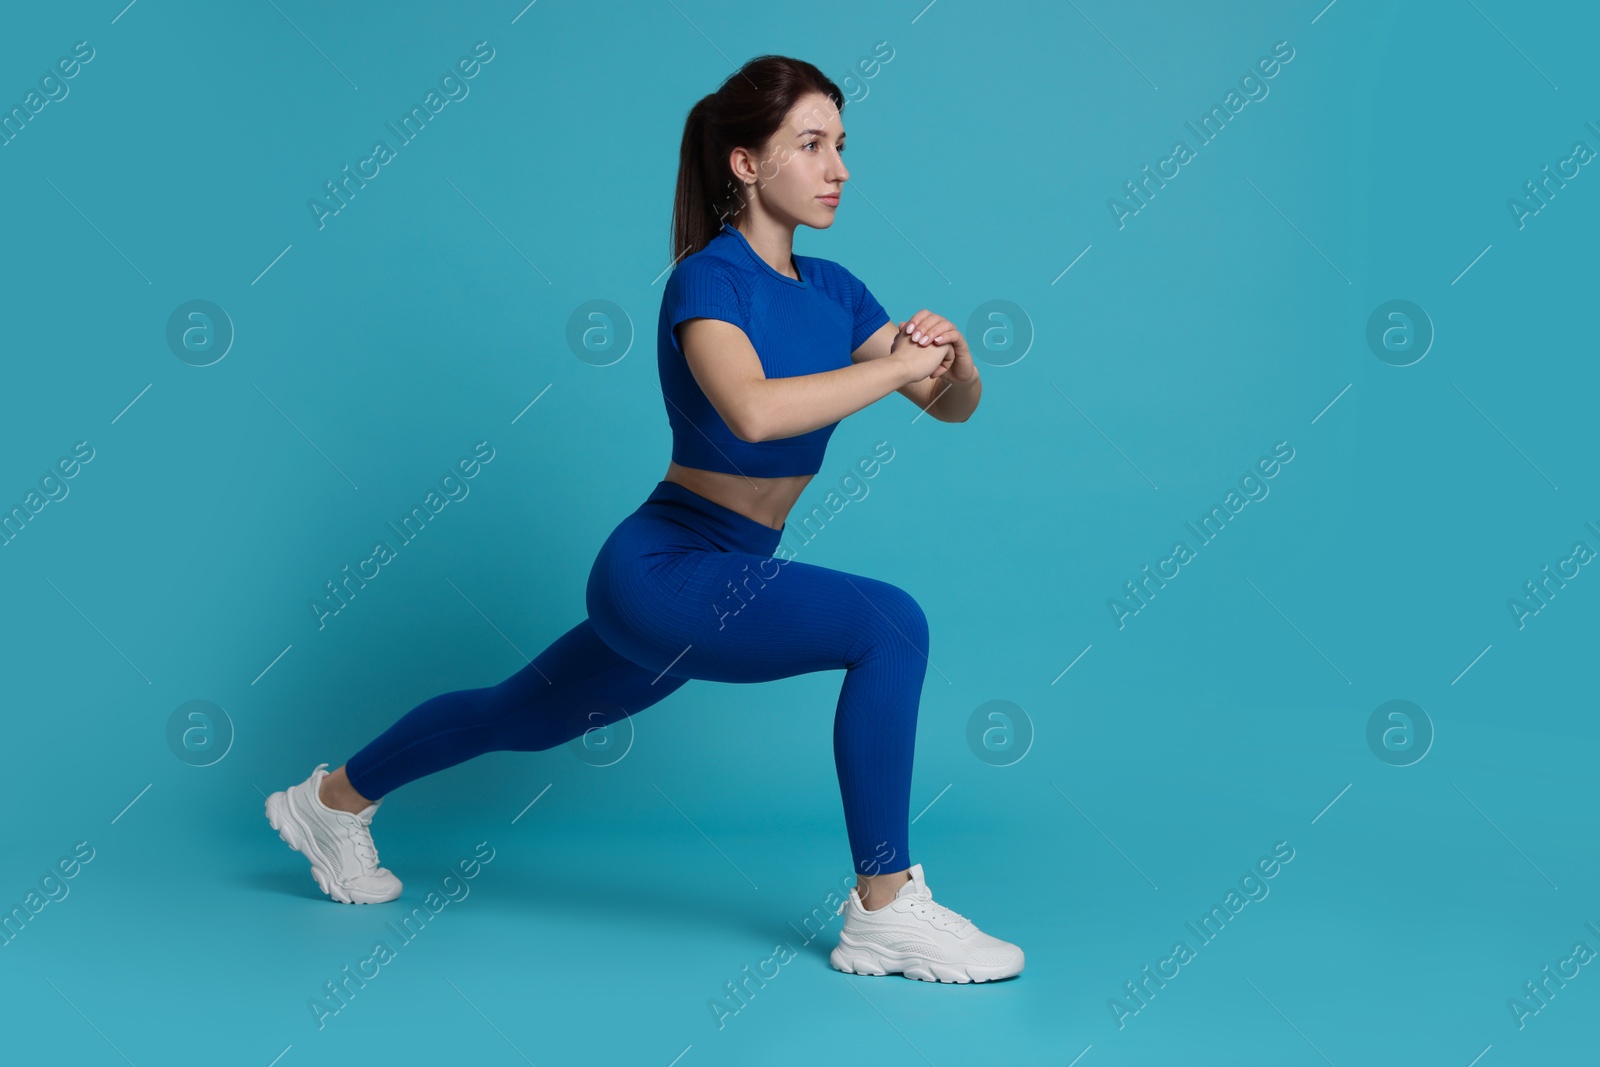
[588,520,928,685]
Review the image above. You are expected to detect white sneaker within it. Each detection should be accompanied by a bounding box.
[264,763,402,904]
[830,863,1024,983]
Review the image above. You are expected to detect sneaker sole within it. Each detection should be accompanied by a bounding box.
[264,791,399,905]
[829,935,1023,983]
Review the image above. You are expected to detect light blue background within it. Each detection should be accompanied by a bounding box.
[1,1,1595,1063]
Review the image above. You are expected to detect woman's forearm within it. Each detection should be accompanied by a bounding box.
[927,370,981,422]
[742,356,911,442]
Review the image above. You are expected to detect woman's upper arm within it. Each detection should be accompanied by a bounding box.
[667,258,765,441]
[676,317,767,442]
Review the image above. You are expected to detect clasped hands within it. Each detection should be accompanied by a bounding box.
[890,310,978,386]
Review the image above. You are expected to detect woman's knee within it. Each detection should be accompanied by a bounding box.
[850,580,929,660]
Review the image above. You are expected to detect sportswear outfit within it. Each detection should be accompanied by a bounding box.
[339,222,923,879]
[266,222,1025,981]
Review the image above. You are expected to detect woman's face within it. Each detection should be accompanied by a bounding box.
[733,91,849,229]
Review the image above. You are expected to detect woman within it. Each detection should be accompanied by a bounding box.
[266,55,1023,984]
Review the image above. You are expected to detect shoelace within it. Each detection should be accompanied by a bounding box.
[906,894,973,934]
[836,882,975,933]
[338,813,381,871]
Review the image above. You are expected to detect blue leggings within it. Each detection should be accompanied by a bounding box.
[343,479,929,877]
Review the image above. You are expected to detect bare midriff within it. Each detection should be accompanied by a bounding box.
[663,461,813,532]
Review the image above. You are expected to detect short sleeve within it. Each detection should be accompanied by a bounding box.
[665,258,747,348]
[838,263,892,351]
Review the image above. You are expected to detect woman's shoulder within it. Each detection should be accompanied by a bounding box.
[667,242,743,291]
[662,241,751,325]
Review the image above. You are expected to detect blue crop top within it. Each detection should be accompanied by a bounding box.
[656,221,892,477]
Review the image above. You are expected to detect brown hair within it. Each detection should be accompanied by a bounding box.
[670,55,846,264]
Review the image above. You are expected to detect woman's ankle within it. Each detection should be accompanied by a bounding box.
[318,766,374,814]
[855,868,912,911]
